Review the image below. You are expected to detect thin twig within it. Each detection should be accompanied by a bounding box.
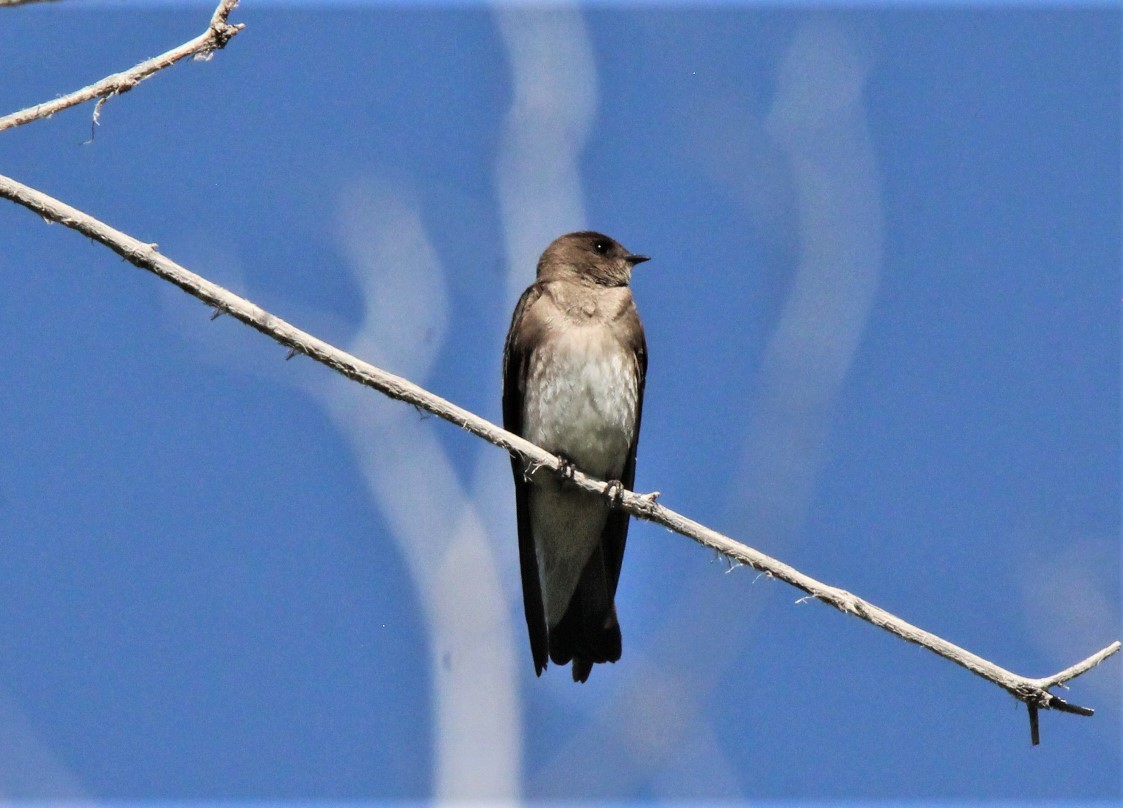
[0,0,243,133]
[0,170,1117,745]
[1033,641,1121,689]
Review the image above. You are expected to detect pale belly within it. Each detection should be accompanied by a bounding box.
[523,333,638,479]
[522,329,638,624]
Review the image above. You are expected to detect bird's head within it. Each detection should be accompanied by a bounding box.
[536,231,649,287]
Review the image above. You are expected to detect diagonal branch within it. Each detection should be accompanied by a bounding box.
[0,0,243,133]
[0,169,1117,746]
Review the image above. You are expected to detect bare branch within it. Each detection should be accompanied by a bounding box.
[1033,642,1121,690]
[0,170,1117,745]
[0,0,243,133]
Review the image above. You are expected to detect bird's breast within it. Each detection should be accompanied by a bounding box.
[524,327,638,479]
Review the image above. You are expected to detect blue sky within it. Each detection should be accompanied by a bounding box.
[0,0,1119,802]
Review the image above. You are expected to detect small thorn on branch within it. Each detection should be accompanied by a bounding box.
[83,96,110,144]
[1029,704,1040,746]
[285,347,300,361]
[210,308,224,320]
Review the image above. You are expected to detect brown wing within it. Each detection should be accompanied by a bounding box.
[601,304,646,596]
[502,283,549,676]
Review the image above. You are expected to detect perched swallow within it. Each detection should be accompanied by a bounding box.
[503,231,649,682]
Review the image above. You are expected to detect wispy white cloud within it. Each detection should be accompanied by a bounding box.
[493,3,597,310]
[322,178,521,801]
[157,177,524,801]
[731,19,883,543]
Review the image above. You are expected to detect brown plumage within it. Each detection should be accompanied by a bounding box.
[503,232,649,681]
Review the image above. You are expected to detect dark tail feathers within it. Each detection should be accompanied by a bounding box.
[548,546,622,682]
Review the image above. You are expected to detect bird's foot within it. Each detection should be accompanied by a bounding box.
[604,479,625,506]
[555,456,577,482]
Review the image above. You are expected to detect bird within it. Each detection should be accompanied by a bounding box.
[502,231,649,682]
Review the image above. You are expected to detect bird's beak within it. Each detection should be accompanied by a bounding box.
[625,253,650,266]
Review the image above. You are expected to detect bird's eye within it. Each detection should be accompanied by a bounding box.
[593,240,609,254]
